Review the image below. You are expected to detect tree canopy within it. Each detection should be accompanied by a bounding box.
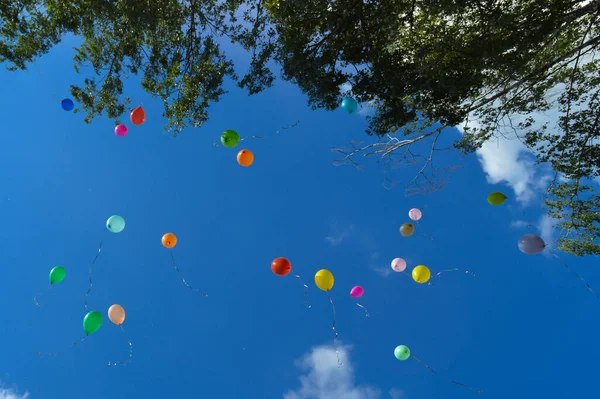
[1,0,599,256]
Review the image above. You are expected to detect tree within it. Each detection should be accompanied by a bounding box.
[0,0,267,135]
[2,0,600,256]
[252,0,600,257]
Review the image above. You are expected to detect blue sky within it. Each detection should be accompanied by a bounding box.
[0,34,599,399]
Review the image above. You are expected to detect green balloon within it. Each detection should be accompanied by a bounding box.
[106,215,125,233]
[394,345,411,361]
[487,192,507,206]
[49,266,66,285]
[220,130,240,148]
[83,311,103,335]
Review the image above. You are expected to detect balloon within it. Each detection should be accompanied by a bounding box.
[400,223,415,237]
[49,266,66,285]
[408,208,422,221]
[61,99,74,111]
[518,234,546,255]
[162,232,177,248]
[341,97,358,114]
[350,286,364,298]
[106,215,125,233]
[130,107,146,125]
[315,269,334,291]
[488,192,507,205]
[391,258,406,272]
[271,257,291,276]
[108,304,126,325]
[412,265,431,284]
[221,130,240,148]
[394,345,411,361]
[115,124,128,137]
[237,149,254,167]
[83,311,102,335]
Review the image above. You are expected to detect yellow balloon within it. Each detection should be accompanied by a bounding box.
[315,269,334,291]
[412,265,431,284]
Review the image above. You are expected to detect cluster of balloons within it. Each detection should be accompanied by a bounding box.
[399,207,422,237]
[82,304,127,336]
[220,129,255,167]
[60,98,146,138]
[394,208,433,283]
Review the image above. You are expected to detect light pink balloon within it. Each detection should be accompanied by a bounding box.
[391,258,407,272]
[115,124,128,137]
[350,286,364,298]
[408,208,422,221]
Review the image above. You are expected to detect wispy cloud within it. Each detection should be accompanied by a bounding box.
[369,252,392,277]
[388,388,406,399]
[325,223,355,247]
[510,220,532,229]
[284,344,381,399]
[0,387,29,399]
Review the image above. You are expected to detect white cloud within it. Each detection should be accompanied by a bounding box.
[0,388,29,399]
[284,345,381,399]
[325,223,355,246]
[475,136,548,204]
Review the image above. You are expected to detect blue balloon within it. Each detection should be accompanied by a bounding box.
[341,97,358,114]
[61,99,74,111]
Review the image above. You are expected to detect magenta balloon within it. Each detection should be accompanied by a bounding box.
[391,258,407,272]
[408,208,422,221]
[115,124,128,137]
[350,286,364,298]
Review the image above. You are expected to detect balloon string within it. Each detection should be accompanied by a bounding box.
[213,120,300,147]
[354,301,370,317]
[240,135,268,142]
[33,286,52,308]
[326,292,343,367]
[551,252,600,300]
[275,120,300,134]
[170,252,208,297]
[294,274,311,308]
[411,354,483,393]
[108,325,133,366]
[84,240,103,312]
[35,336,86,358]
[428,269,476,285]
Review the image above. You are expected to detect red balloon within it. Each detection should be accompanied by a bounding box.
[271,257,291,276]
[130,106,146,125]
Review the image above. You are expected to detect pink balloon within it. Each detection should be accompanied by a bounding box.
[350,286,364,298]
[391,258,406,272]
[115,124,128,137]
[408,208,422,221]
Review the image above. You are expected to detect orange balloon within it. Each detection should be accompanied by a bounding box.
[237,149,254,167]
[130,106,146,125]
[108,304,126,325]
[271,257,291,276]
[162,232,177,248]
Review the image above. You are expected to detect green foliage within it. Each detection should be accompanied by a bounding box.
[547,180,600,256]
[1,0,249,135]
[252,0,600,256]
[2,0,600,256]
